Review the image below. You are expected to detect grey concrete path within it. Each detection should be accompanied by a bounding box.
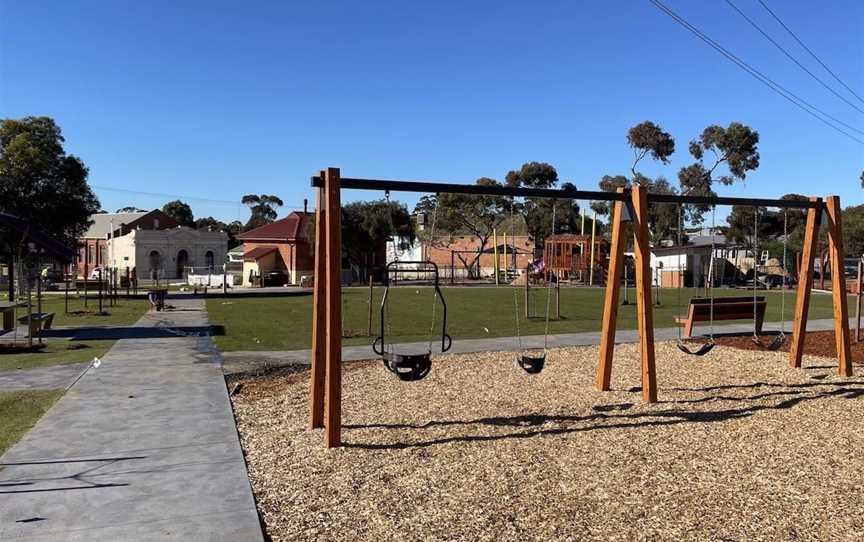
[221,317,856,373]
[0,297,263,541]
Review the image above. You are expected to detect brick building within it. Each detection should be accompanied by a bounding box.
[237,211,314,286]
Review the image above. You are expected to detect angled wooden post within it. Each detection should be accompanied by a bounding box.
[790,197,821,368]
[631,185,657,403]
[309,175,327,429]
[596,188,626,391]
[825,195,853,377]
[323,167,343,447]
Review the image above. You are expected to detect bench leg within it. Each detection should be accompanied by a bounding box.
[684,319,694,338]
[2,312,11,332]
[756,313,764,335]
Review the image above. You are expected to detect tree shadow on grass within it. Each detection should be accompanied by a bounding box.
[343,380,864,450]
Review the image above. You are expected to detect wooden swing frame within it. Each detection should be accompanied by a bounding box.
[309,168,852,447]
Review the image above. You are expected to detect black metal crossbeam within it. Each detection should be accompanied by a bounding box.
[310,176,627,201]
[310,175,824,209]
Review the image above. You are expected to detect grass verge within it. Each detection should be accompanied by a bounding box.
[0,340,114,372]
[0,389,64,456]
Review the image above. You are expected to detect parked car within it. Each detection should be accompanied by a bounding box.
[262,270,288,287]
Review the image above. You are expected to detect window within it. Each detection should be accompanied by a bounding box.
[205,250,214,269]
[89,245,95,264]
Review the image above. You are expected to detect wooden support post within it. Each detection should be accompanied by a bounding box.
[856,261,862,343]
[323,168,343,447]
[309,178,327,429]
[631,185,657,402]
[493,229,499,286]
[825,195,853,377]
[589,211,597,286]
[596,188,626,391]
[555,279,560,319]
[367,275,374,337]
[789,197,821,368]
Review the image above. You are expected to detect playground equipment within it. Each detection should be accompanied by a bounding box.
[674,203,717,356]
[751,207,788,351]
[308,168,852,448]
[371,192,451,380]
[511,199,557,375]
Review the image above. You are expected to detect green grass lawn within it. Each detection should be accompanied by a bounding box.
[0,340,115,372]
[0,296,147,371]
[0,389,64,456]
[207,286,851,352]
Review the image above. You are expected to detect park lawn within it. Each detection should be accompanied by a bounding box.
[0,389,64,456]
[10,295,150,328]
[207,287,851,352]
[0,340,115,372]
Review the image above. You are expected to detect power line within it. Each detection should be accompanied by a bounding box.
[91,185,306,210]
[724,0,864,115]
[757,0,864,106]
[647,0,864,145]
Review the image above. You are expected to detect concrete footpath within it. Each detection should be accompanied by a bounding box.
[0,297,263,541]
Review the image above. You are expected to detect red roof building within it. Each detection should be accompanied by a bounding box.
[237,212,314,286]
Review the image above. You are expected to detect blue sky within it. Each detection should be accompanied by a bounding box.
[1,0,862,223]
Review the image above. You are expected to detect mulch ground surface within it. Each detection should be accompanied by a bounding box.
[714,330,864,364]
[231,342,864,542]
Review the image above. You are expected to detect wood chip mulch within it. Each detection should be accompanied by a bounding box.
[231,342,864,541]
[714,330,864,365]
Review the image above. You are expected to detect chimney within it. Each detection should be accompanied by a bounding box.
[304,199,308,214]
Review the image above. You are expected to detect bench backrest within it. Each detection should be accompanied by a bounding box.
[688,296,765,305]
[689,300,765,319]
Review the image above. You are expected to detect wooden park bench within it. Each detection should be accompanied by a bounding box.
[675,296,766,338]
[17,312,56,337]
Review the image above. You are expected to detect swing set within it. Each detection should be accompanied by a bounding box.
[308,168,853,448]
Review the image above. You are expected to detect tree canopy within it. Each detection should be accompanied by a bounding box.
[116,206,147,213]
[242,194,283,230]
[415,177,508,276]
[0,116,99,257]
[505,162,566,251]
[341,199,413,267]
[195,216,243,248]
[162,200,194,227]
[626,121,675,180]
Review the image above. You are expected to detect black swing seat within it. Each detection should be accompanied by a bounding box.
[382,351,432,381]
[752,332,786,351]
[516,353,546,374]
[676,340,715,357]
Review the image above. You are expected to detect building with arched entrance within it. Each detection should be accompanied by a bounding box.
[77,210,228,280]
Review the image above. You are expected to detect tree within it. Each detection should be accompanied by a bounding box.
[505,162,561,252]
[0,116,100,255]
[679,122,759,223]
[593,122,679,244]
[341,199,413,269]
[844,205,864,258]
[195,216,243,248]
[242,194,283,230]
[626,121,675,181]
[162,200,194,227]
[416,177,508,276]
[116,206,147,213]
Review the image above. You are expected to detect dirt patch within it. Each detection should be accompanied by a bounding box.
[231,342,864,541]
[714,330,864,364]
